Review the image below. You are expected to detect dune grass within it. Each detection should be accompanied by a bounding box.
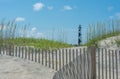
[7,38,73,49]
[0,20,16,45]
[0,20,72,49]
[86,19,120,46]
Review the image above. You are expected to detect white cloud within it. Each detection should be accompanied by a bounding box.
[115,12,120,19]
[27,27,46,38]
[63,5,72,11]
[33,2,44,11]
[31,27,37,32]
[108,12,120,19]
[107,6,114,11]
[109,16,114,19]
[15,17,25,22]
[47,6,53,10]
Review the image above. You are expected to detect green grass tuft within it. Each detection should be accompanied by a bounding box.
[10,38,73,49]
[86,19,120,46]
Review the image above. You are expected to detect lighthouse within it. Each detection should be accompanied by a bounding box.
[78,25,81,46]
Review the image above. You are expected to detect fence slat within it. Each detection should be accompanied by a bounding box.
[98,48,100,79]
[15,46,17,57]
[28,47,30,60]
[31,48,33,61]
[72,49,75,62]
[55,50,58,71]
[66,49,68,65]
[109,50,111,79]
[25,47,27,59]
[119,51,120,71]
[105,49,107,79]
[112,50,114,79]
[2,45,4,55]
[45,50,47,66]
[115,50,118,79]
[5,45,8,55]
[87,48,90,79]
[35,48,36,62]
[102,48,104,79]
[52,50,54,69]
[18,46,20,57]
[69,49,71,63]
[42,50,44,65]
[38,49,40,63]
[22,47,24,58]
[76,49,78,79]
[59,49,61,70]
[62,49,64,67]
[79,48,82,79]
[83,48,86,79]
[48,50,51,68]
[0,45,1,55]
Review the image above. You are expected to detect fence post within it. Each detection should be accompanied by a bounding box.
[91,46,96,79]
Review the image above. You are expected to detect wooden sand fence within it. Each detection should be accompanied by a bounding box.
[0,45,120,79]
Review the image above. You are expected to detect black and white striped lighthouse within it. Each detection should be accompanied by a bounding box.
[78,25,82,46]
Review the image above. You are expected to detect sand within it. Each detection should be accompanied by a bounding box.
[98,36,120,48]
[0,55,56,79]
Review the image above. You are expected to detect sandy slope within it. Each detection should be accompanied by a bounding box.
[0,55,56,79]
[98,36,120,48]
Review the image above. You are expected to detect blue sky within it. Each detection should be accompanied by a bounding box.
[0,0,120,44]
